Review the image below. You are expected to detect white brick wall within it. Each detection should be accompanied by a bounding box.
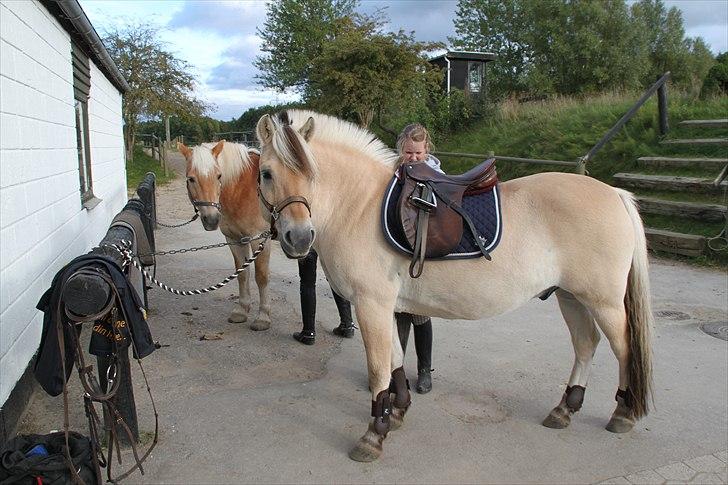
[0,0,128,405]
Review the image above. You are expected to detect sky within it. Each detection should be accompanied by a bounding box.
[79,0,728,121]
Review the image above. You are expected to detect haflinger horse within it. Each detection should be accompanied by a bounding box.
[178,140,273,330]
[254,110,653,462]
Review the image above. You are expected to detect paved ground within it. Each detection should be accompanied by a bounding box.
[20,153,727,484]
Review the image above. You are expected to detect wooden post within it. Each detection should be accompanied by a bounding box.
[658,83,669,136]
[61,196,154,445]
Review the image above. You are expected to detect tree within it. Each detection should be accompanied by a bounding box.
[254,0,357,92]
[701,52,728,98]
[527,0,645,95]
[307,18,442,128]
[629,0,703,88]
[103,23,211,161]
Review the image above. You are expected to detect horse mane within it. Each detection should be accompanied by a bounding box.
[195,142,255,186]
[269,110,399,178]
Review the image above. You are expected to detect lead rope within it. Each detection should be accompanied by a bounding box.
[104,231,271,296]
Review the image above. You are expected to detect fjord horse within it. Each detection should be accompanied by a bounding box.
[179,141,272,330]
[253,110,654,462]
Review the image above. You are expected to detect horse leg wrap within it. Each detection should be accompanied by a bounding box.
[565,385,586,412]
[371,389,391,436]
[389,367,411,410]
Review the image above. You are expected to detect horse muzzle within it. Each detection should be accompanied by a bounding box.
[199,208,221,231]
[278,219,315,259]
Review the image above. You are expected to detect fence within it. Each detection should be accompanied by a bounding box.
[434,72,672,176]
[135,133,169,176]
[213,131,259,148]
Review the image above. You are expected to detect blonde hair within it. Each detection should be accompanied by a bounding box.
[396,123,434,157]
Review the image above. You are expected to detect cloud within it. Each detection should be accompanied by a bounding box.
[206,35,262,90]
[167,0,266,36]
[357,1,457,43]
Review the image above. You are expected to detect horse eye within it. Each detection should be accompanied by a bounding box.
[261,171,272,181]
[187,176,196,184]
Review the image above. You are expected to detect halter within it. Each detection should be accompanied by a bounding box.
[257,185,311,240]
[187,178,223,213]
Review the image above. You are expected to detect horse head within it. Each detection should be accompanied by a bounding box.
[255,112,316,258]
[179,140,225,231]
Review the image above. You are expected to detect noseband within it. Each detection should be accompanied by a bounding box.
[191,200,222,212]
[257,185,311,239]
[187,178,223,214]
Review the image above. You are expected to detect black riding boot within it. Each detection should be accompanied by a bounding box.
[395,313,412,354]
[414,319,433,393]
[332,289,355,338]
[294,252,317,345]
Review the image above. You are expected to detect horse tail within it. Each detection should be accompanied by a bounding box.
[616,188,653,419]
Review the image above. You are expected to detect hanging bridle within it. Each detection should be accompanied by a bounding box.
[257,184,311,240]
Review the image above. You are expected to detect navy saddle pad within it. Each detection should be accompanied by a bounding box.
[380,176,504,260]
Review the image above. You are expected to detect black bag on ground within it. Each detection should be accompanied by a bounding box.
[0,431,97,484]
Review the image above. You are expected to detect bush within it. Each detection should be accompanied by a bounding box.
[701,52,728,98]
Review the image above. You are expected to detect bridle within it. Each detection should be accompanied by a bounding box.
[257,183,311,240]
[186,177,223,214]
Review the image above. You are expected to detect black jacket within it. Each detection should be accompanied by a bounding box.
[34,254,155,397]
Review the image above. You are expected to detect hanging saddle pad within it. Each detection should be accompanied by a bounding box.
[381,175,503,260]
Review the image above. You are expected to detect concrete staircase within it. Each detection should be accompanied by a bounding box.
[613,119,728,257]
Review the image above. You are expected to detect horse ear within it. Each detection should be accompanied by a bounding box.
[256,114,275,146]
[299,117,314,142]
[211,139,225,158]
[178,142,192,159]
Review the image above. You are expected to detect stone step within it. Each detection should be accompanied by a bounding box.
[637,197,727,222]
[660,138,728,146]
[636,157,728,169]
[678,119,728,129]
[645,228,706,257]
[614,173,728,193]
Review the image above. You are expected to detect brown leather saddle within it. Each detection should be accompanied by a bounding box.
[395,158,498,277]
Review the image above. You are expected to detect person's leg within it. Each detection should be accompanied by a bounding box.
[294,250,318,345]
[332,288,355,338]
[413,317,432,393]
[395,313,412,355]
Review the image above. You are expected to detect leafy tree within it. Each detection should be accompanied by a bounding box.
[254,0,357,92]
[527,0,645,95]
[629,0,709,88]
[103,23,211,161]
[306,18,442,128]
[701,52,728,98]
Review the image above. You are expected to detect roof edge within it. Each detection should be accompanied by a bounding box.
[47,0,130,93]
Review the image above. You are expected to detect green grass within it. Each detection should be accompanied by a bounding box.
[126,145,175,191]
[435,92,728,266]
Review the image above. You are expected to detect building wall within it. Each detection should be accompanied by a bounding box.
[0,0,127,405]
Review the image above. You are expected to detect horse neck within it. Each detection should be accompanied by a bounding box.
[311,142,394,236]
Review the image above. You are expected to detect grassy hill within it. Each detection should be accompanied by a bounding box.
[434,92,728,266]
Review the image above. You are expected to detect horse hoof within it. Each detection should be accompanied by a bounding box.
[228,312,248,323]
[542,409,571,429]
[250,319,271,331]
[348,439,382,462]
[606,416,635,433]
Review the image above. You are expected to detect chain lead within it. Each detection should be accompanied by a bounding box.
[104,231,271,296]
